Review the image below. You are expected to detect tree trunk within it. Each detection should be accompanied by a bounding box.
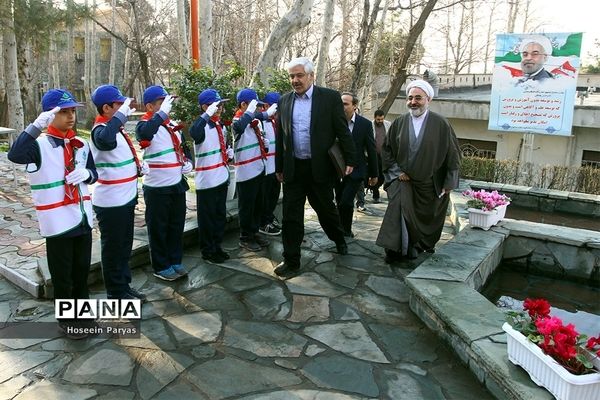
[199,0,213,69]
[83,0,95,122]
[109,0,117,83]
[350,0,382,94]
[251,0,314,85]
[483,0,498,74]
[49,31,60,87]
[177,0,189,67]
[2,1,24,133]
[378,0,438,114]
[507,0,519,33]
[339,0,350,87]
[359,0,389,103]
[17,40,36,122]
[129,0,152,87]
[315,0,335,86]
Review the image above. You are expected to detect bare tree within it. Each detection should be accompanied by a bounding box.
[315,0,335,86]
[199,0,213,68]
[379,0,438,114]
[359,0,389,103]
[251,0,314,85]
[2,1,24,133]
[177,0,189,67]
[109,0,118,83]
[350,0,383,93]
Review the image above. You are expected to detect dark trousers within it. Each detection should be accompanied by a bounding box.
[237,173,264,241]
[282,159,345,265]
[336,175,363,234]
[370,154,384,199]
[94,203,135,295]
[196,183,228,256]
[46,232,92,300]
[260,172,281,226]
[144,190,186,273]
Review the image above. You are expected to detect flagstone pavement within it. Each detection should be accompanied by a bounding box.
[0,154,494,400]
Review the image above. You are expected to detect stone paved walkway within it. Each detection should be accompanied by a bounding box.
[0,152,494,399]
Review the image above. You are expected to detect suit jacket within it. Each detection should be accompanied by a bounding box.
[276,85,356,183]
[349,113,378,180]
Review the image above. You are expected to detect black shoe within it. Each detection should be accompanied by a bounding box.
[239,240,262,252]
[343,231,355,238]
[215,249,230,260]
[203,252,226,264]
[274,261,300,277]
[126,287,147,302]
[336,242,348,255]
[384,249,402,264]
[254,234,270,247]
[372,198,380,204]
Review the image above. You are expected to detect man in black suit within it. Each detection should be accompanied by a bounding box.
[274,57,357,276]
[336,92,378,238]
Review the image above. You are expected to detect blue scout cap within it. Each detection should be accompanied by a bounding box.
[41,89,83,111]
[262,92,280,105]
[236,88,264,105]
[143,85,169,105]
[198,88,228,105]
[91,85,127,107]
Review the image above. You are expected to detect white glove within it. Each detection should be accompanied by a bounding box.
[206,101,220,117]
[246,99,257,114]
[65,168,90,185]
[140,161,150,176]
[266,103,278,117]
[33,107,60,130]
[159,95,175,116]
[118,98,135,117]
[263,137,270,147]
[226,148,234,160]
[182,161,194,174]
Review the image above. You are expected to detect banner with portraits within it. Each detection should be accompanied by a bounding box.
[488,32,582,136]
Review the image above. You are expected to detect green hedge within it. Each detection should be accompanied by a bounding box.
[460,156,600,195]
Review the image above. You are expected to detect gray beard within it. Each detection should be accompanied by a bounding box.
[409,107,426,117]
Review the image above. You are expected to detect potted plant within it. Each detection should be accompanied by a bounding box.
[462,189,511,230]
[503,298,600,400]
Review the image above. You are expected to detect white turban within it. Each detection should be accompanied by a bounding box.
[519,35,553,55]
[406,79,434,99]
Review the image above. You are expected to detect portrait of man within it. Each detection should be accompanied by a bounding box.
[516,35,554,85]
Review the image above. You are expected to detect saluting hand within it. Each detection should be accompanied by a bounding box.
[118,98,135,118]
[33,106,60,130]
[159,95,175,116]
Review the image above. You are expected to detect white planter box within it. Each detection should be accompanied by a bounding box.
[503,323,600,400]
[467,204,507,230]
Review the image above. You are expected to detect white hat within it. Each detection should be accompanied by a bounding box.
[519,35,553,55]
[406,79,434,99]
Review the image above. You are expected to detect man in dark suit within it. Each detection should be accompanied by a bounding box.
[274,57,357,276]
[336,92,378,238]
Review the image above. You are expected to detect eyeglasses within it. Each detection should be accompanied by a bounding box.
[521,51,545,57]
[407,95,425,101]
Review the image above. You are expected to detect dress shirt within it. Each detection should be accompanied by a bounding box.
[292,85,314,159]
[410,109,429,139]
[348,113,356,133]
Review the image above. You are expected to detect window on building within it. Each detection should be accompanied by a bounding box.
[99,38,111,61]
[582,150,600,168]
[458,138,497,159]
[74,37,84,55]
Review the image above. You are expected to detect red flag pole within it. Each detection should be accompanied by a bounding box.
[190,0,199,69]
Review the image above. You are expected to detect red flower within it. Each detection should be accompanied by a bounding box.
[587,335,600,356]
[523,298,551,320]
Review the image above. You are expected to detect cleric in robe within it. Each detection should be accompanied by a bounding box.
[376,79,461,263]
